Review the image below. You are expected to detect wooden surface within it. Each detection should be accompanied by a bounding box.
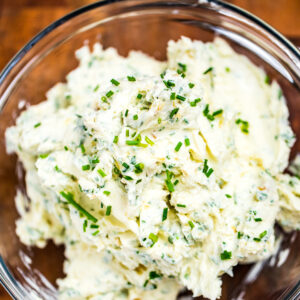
[0,0,299,299]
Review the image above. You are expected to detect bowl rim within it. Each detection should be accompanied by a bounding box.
[0,0,299,86]
[0,0,299,299]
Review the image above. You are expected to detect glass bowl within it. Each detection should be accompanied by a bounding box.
[0,0,299,299]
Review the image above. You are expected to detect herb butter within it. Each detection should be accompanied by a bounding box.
[6,37,300,300]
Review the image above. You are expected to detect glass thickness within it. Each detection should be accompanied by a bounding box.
[0,1,299,299]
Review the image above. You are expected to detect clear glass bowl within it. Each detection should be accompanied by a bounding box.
[0,0,299,299]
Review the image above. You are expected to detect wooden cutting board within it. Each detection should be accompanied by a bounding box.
[0,0,299,299]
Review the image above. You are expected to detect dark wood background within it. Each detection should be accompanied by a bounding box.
[0,0,299,299]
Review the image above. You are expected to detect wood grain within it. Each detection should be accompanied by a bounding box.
[0,1,299,299]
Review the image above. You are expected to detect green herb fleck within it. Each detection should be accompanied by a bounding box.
[170,108,179,119]
[97,168,107,177]
[162,208,168,221]
[137,93,143,99]
[39,153,49,159]
[106,90,114,98]
[176,95,186,101]
[149,233,158,246]
[105,205,112,216]
[225,194,232,198]
[190,98,201,107]
[184,138,190,146]
[83,220,88,232]
[177,204,186,208]
[34,122,41,128]
[220,250,232,260]
[236,118,249,134]
[188,221,195,229]
[163,80,175,88]
[165,179,174,193]
[237,232,243,239]
[103,191,110,196]
[170,92,176,100]
[145,136,154,146]
[149,271,162,279]
[254,218,262,222]
[127,76,136,82]
[60,191,97,222]
[113,136,119,144]
[174,141,183,152]
[111,79,120,86]
[188,83,195,89]
[203,67,213,75]
[265,75,271,85]
[82,164,90,171]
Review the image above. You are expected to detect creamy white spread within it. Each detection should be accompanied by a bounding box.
[5,37,300,300]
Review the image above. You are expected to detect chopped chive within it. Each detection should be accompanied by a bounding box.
[101,96,107,102]
[133,114,138,120]
[278,89,283,99]
[122,162,130,171]
[111,78,120,86]
[237,232,243,239]
[113,136,119,144]
[125,109,129,117]
[254,218,262,222]
[137,93,142,99]
[174,141,183,152]
[190,98,201,107]
[106,90,114,98]
[178,62,187,72]
[212,109,223,117]
[253,237,261,242]
[188,83,195,89]
[136,179,142,184]
[60,191,97,222]
[97,168,107,177]
[177,204,186,208]
[149,271,162,279]
[83,220,88,232]
[124,175,133,181]
[127,76,136,82]
[205,168,214,178]
[158,117,162,124]
[165,179,174,192]
[168,236,174,244]
[149,233,158,245]
[143,280,149,287]
[103,191,110,196]
[162,208,168,221]
[80,142,85,154]
[259,230,267,238]
[93,84,99,92]
[160,71,166,79]
[265,75,271,85]
[174,179,179,185]
[90,224,99,229]
[92,230,99,236]
[34,122,41,128]
[184,138,190,146]
[39,153,49,159]
[220,250,232,260]
[106,205,112,216]
[188,221,195,229]
[126,140,139,145]
[225,194,232,198]
[176,95,186,101]
[64,146,68,151]
[163,80,175,88]
[170,108,179,119]
[203,67,213,75]
[170,92,176,100]
[91,157,99,164]
[145,136,154,146]
[54,165,61,172]
[236,118,249,134]
[225,67,230,72]
[82,164,90,171]
[134,163,144,174]
[126,129,129,137]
